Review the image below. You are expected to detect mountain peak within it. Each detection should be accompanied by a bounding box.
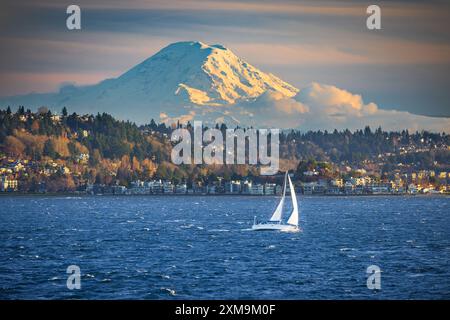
[118,40,298,107]
[164,41,229,51]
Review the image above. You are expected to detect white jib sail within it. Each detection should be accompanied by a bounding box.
[269,172,287,222]
[287,175,299,226]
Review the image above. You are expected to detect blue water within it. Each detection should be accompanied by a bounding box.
[0,195,449,299]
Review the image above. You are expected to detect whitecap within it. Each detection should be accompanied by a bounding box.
[166,219,184,223]
[136,269,148,273]
[210,229,230,232]
[161,288,176,296]
[408,273,425,278]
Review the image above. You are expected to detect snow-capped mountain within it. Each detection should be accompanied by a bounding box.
[1,41,449,131]
[0,41,298,125]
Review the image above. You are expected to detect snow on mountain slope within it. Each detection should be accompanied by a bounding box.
[118,41,298,106]
[114,41,220,107]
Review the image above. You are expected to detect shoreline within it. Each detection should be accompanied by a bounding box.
[0,192,448,197]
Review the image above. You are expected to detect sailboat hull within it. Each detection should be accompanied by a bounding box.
[251,223,299,232]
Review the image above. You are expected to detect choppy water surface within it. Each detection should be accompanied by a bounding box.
[0,195,449,299]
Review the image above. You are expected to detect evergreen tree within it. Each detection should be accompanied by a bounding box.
[43,140,58,158]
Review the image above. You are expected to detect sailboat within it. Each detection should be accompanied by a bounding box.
[251,172,300,232]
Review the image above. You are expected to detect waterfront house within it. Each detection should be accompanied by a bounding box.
[112,185,127,195]
[193,184,206,194]
[151,180,164,194]
[249,183,264,195]
[370,184,389,194]
[264,183,276,195]
[354,184,364,194]
[326,185,340,195]
[207,185,216,194]
[302,182,316,195]
[275,185,283,195]
[0,176,18,192]
[344,181,354,194]
[241,180,252,194]
[163,181,174,194]
[330,179,344,188]
[225,180,241,194]
[175,184,187,194]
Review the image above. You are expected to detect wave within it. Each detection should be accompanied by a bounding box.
[161,287,176,296]
[209,229,230,232]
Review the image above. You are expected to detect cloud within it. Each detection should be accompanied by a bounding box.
[290,83,450,132]
[233,82,450,132]
[160,110,196,125]
[297,82,377,117]
[239,90,308,127]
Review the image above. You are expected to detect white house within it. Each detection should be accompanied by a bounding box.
[1,176,18,191]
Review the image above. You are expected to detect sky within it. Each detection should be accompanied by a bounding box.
[1,0,450,118]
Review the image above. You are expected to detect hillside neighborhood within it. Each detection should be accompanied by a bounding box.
[1,107,449,196]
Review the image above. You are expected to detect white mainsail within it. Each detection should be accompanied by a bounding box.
[286,175,299,226]
[269,172,287,222]
[251,171,300,232]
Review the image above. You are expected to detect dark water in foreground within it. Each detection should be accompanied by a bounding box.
[0,195,449,299]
